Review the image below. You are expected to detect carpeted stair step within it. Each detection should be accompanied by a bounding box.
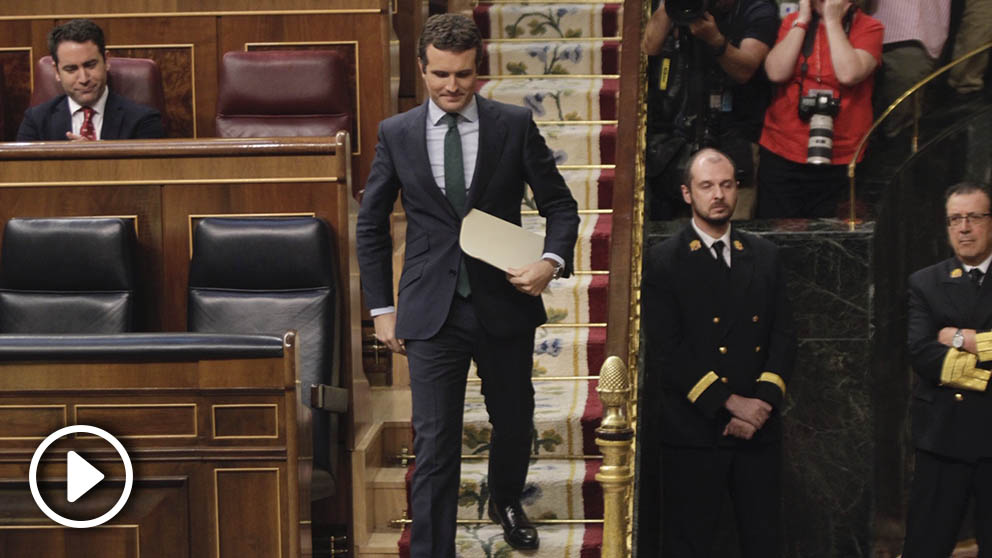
[456,458,604,520]
[463,375,602,457]
[475,3,622,40]
[478,77,619,121]
[544,168,614,211]
[531,123,617,166]
[522,213,612,271]
[482,39,620,77]
[539,273,609,325]
[399,523,603,558]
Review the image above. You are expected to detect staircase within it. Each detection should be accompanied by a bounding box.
[391,3,622,557]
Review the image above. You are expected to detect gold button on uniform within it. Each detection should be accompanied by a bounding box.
[955,393,964,401]
[752,315,759,322]
[755,346,761,353]
[713,317,720,324]
[721,377,729,384]
[718,346,728,354]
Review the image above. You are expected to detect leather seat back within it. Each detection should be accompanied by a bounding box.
[0,218,136,333]
[215,50,351,138]
[187,217,338,477]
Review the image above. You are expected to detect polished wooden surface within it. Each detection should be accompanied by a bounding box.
[0,1,392,194]
[0,135,369,456]
[605,0,644,363]
[0,334,307,558]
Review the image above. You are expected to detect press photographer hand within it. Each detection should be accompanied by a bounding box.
[821,0,852,23]
[794,0,811,24]
[687,12,724,49]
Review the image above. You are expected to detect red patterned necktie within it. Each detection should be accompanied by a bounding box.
[79,106,96,140]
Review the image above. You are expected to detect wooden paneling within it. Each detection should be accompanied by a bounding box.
[90,17,216,138]
[75,404,198,438]
[215,469,283,558]
[112,45,197,138]
[0,4,389,195]
[0,405,66,439]
[212,404,279,439]
[0,342,304,558]
[0,0,382,14]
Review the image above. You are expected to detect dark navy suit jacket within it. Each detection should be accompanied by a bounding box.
[16,90,164,141]
[356,95,579,340]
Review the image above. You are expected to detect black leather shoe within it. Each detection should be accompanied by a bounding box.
[488,499,540,550]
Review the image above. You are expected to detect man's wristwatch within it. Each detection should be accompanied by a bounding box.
[953,328,965,349]
[546,259,564,280]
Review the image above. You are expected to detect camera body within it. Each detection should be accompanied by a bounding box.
[665,0,710,25]
[798,89,841,165]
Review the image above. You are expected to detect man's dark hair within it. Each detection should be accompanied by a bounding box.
[48,19,106,64]
[944,181,992,208]
[682,147,738,188]
[418,14,483,70]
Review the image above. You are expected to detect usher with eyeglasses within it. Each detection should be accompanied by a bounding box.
[946,213,992,227]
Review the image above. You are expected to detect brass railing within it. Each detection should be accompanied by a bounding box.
[596,356,635,558]
[846,41,992,228]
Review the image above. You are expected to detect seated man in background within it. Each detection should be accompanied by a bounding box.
[16,19,164,141]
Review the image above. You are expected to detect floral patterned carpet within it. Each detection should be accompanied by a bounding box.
[399,3,621,557]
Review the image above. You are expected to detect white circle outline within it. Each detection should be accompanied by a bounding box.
[29,425,134,529]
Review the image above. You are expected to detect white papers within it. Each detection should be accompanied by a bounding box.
[459,209,545,272]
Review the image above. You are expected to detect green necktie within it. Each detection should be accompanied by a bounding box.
[443,112,471,298]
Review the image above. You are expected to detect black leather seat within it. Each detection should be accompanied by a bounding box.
[0,218,136,333]
[187,217,345,500]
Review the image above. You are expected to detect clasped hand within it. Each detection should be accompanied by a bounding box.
[722,394,772,440]
[507,259,557,296]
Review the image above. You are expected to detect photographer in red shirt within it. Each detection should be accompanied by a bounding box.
[756,0,882,218]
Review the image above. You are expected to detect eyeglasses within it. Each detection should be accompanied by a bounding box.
[946,213,992,227]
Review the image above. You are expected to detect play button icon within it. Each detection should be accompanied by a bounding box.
[66,450,106,503]
[29,425,134,528]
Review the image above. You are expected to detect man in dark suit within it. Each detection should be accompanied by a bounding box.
[904,182,992,557]
[642,147,796,557]
[356,14,579,558]
[16,19,163,141]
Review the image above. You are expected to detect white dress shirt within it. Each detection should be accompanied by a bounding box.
[691,217,732,268]
[66,86,109,140]
[370,96,565,317]
[962,253,992,285]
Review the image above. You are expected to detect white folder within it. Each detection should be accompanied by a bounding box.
[459,209,545,272]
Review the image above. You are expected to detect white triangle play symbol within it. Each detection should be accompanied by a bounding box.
[66,450,105,503]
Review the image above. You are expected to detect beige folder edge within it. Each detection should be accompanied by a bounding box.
[459,209,545,272]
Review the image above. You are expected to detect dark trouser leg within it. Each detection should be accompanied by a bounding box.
[473,326,536,503]
[731,442,782,558]
[404,298,476,558]
[973,458,992,557]
[756,147,847,219]
[903,450,974,558]
[661,445,732,558]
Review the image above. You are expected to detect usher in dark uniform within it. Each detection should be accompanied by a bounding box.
[905,257,992,556]
[643,222,796,557]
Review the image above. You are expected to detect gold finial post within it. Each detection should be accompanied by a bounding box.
[596,355,634,558]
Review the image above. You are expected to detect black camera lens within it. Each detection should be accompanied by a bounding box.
[664,0,710,25]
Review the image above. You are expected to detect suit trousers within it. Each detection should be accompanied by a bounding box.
[661,442,782,558]
[903,449,992,558]
[405,296,536,558]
